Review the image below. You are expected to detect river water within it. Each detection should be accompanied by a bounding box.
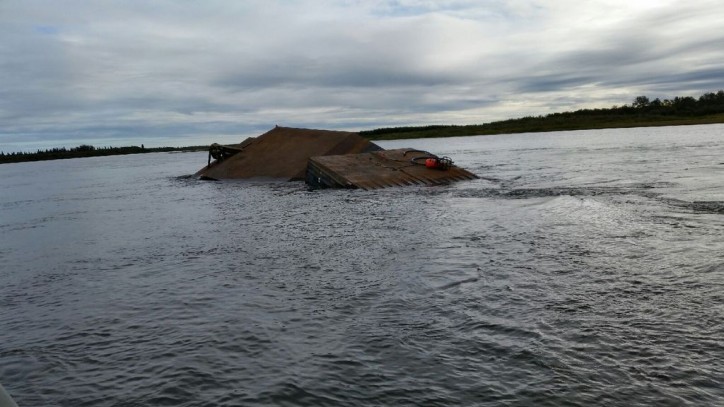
[1,125,723,406]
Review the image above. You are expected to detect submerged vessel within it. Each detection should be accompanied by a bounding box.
[196,126,477,189]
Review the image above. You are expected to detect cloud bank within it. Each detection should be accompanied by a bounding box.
[2,0,724,150]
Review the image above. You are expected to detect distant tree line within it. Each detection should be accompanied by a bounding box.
[554,90,724,118]
[0,144,207,164]
[361,90,724,139]
[4,90,724,162]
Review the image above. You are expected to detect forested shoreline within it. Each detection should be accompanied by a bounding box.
[0,144,206,164]
[3,90,724,163]
[361,90,724,139]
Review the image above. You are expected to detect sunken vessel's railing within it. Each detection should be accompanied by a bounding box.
[207,143,244,166]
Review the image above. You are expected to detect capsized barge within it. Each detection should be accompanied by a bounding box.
[195,126,477,189]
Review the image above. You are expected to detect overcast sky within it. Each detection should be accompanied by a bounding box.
[2,0,724,151]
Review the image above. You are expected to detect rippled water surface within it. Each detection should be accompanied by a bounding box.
[1,125,723,406]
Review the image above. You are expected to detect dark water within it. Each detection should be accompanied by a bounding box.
[1,125,723,406]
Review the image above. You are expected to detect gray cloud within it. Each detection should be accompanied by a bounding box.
[2,0,724,151]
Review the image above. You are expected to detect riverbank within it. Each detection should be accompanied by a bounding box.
[361,113,724,140]
[362,90,724,139]
[4,90,724,163]
[0,145,208,164]
[3,117,722,164]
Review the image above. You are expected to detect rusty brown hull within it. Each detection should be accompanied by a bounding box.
[196,126,478,189]
[195,126,382,180]
[307,149,478,190]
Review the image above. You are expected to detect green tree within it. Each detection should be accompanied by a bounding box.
[632,96,650,109]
